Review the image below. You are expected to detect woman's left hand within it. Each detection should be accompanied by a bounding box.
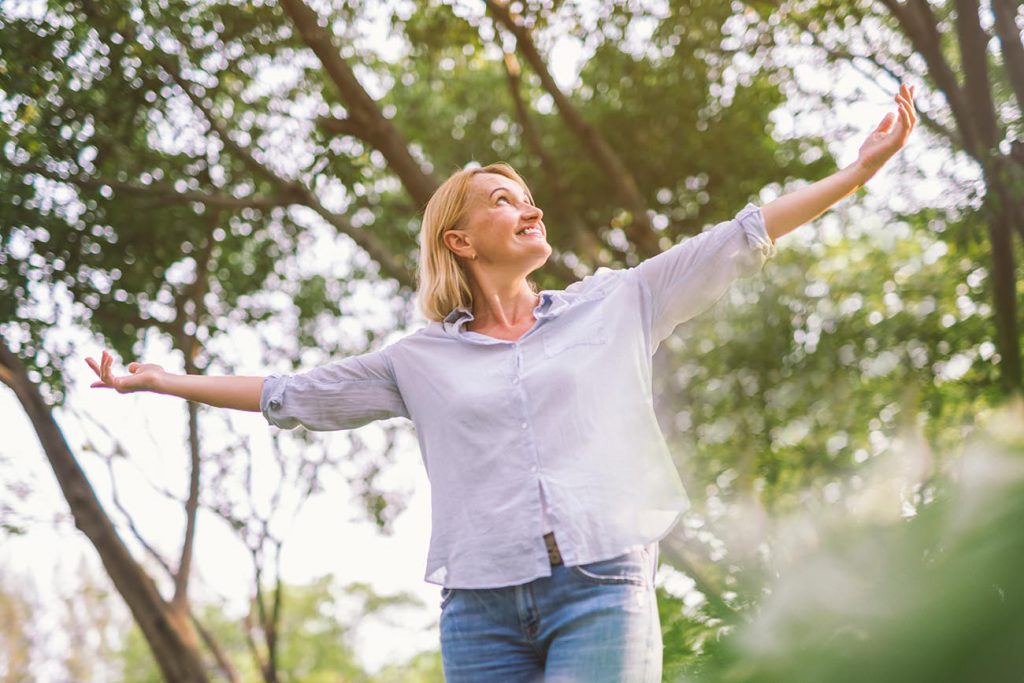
[855,83,917,179]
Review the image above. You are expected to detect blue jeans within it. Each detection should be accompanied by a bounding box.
[439,542,662,682]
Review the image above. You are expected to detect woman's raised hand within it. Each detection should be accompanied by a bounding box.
[86,349,166,394]
[759,83,920,242]
[855,83,918,177]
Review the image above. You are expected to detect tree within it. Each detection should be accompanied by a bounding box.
[764,0,1024,394]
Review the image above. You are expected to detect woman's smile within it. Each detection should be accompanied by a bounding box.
[516,225,545,240]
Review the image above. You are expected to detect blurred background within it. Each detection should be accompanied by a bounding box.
[1,0,1022,681]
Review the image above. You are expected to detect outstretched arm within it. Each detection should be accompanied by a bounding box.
[86,349,262,412]
[761,83,918,243]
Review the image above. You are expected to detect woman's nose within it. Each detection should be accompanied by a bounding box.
[522,203,543,221]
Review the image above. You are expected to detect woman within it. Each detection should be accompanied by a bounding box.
[88,85,917,681]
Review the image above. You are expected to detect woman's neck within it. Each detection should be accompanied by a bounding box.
[467,282,539,332]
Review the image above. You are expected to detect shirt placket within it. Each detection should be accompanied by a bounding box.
[511,340,555,574]
[456,319,556,576]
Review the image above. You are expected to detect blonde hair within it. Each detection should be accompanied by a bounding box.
[416,162,539,322]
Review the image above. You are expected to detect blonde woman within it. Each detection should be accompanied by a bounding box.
[88,85,916,681]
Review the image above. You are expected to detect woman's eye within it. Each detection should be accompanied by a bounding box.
[496,196,510,205]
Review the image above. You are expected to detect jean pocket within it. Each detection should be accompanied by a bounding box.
[569,549,647,587]
[440,586,456,610]
[541,304,608,358]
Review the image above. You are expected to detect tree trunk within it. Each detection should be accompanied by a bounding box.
[982,171,1024,393]
[0,344,211,683]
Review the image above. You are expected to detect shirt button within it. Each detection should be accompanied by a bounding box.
[530,465,537,473]
[512,377,519,385]
[520,421,528,429]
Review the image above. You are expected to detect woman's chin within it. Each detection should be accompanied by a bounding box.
[529,243,553,260]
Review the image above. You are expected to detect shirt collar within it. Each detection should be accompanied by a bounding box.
[443,306,472,325]
[441,305,475,338]
[441,291,562,339]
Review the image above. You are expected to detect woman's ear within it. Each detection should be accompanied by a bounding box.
[444,229,475,261]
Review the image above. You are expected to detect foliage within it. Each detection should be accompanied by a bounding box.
[676,400,1024,682]
[116,575,439,683]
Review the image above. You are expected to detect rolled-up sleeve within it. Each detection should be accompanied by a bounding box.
[629,203,776,353]
[260,348,409,431]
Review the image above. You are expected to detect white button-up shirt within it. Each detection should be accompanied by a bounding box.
[261,203,776,588]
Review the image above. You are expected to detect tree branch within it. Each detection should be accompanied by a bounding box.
[267,541,284,683]
[173,400,202,606]
[1010,141,1024,246]
[192,615,242,683]
[164,65,416,288]
[878,0,978,156]
[485,0,659,256]
[251,541,281,683]
[788,15,962,147]
[953,0,1000,151]
[991,0,1024,117]
[172,220,217,606]
[278,0,439,208]
[316,115,372,139]
[501,51,604,270]
[242,607,270,683]
[982,181,1023,391]
[950,1,1021,392]
[0,160,288,211]
[67,404,176,577]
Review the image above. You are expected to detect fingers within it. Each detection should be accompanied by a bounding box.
[875,111,896,134]
[897,99,910,132]
[101,351,113,386]
[880,83,913,145]
[897,99,915,135]
[898,82,913,102]
[894,83,918,131]
[86,354,102,387]
[87,350,119,390]
[858,84,917,172]
[87,363,112,389]
[895,93,913,115]
[86,355,107,384]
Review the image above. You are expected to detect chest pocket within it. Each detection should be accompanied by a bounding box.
[541,300,609,358]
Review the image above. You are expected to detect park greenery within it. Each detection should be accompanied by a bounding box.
[1,0,1022,681]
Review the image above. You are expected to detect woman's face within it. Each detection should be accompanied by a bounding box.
[445,173,551,272]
